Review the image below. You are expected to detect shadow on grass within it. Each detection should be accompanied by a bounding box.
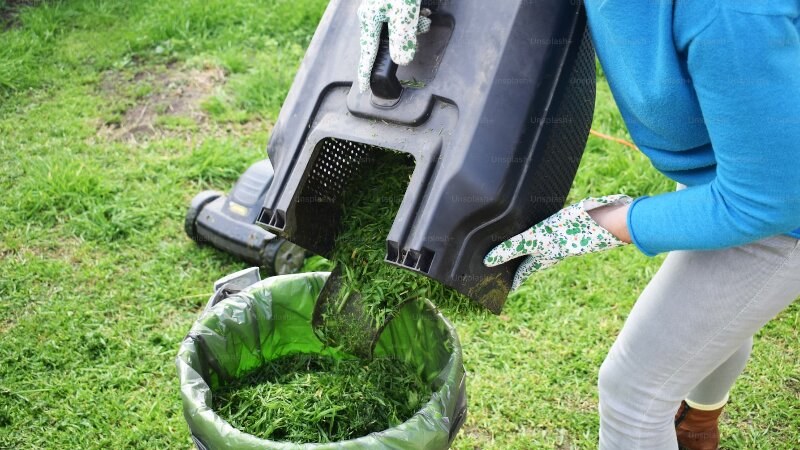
[1,0,47,28]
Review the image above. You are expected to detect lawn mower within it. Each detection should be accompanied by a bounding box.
[184,159,307,276]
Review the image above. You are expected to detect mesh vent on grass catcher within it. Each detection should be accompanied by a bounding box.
[303,139,370,204]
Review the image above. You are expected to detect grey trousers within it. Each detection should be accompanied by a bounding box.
[598,233,800,449]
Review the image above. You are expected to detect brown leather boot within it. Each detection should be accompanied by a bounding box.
[674,400,724,450]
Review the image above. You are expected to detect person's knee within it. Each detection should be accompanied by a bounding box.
[598,351,679,448]
[598,351,628,408]
[598,351,640,446]
[598,349,658,421]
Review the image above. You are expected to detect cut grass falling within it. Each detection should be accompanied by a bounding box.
[214,354,428,444]
[214,150,457,443]
[212,150,456,443]
[315,149,472,354]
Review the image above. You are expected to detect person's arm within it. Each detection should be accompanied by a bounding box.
[589,202,631,244]
[622,7,800,256]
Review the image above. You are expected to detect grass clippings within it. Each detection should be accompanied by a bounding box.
[215,151,452,443]
[315,149,471,353]
[215,354,428,444]
[399,78,426,89]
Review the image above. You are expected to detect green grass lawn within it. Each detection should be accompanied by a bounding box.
[0,1,797,448]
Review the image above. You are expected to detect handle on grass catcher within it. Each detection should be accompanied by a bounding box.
[370,24,403,99]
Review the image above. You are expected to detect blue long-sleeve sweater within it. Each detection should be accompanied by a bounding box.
[585,0,800,256]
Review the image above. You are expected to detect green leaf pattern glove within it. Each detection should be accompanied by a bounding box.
[358,0,432,93]
[484,195,633,291]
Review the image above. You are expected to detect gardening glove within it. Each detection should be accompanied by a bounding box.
[484,195,633,291]
[357,0,432,93]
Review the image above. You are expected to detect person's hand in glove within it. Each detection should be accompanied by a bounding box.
[357,0,432,93]
[484,195,634,291]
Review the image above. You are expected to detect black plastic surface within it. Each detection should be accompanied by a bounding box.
[370,24,402,100]
[257,0,596,313]
[185,190,222,242]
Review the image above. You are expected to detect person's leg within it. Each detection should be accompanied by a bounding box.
[671,338,752,450]
[685,337,752,409]
[671,183,755,411]
[675,180,755,410]
[598,234,800,450]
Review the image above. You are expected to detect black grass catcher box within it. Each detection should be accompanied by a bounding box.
[257,0,597,313]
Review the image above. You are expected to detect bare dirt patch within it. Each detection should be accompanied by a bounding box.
[97,66,227,143]
[787,377,800,396]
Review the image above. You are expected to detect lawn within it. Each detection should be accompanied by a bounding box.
[0,1,798,449]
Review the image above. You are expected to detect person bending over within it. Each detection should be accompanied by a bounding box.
[357,0,800,448]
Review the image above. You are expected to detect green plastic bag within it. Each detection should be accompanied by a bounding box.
[176,272,467,450]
